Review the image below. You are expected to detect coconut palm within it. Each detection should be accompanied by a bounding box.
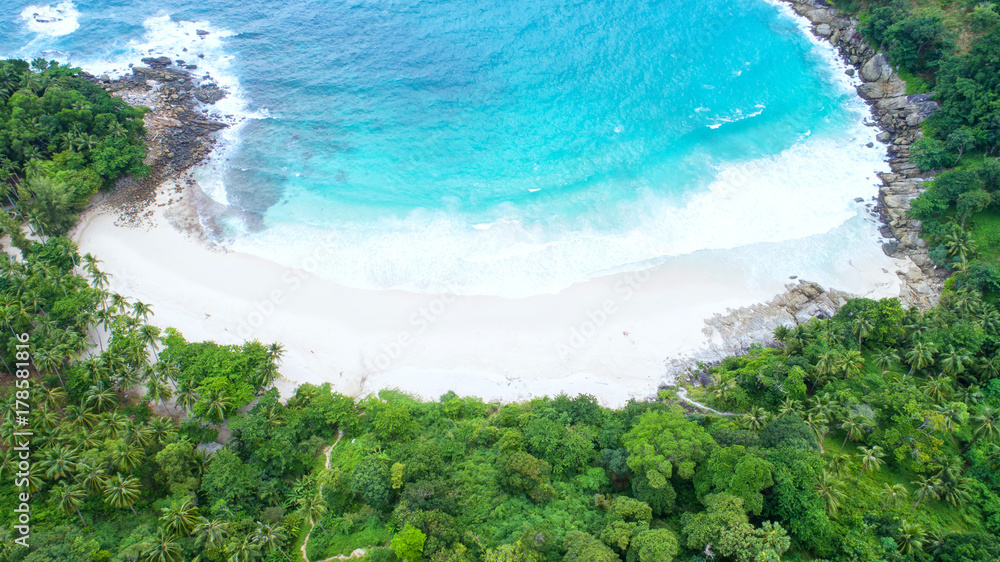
[881,483,908,511]
[40,445,78,481]
[872,348,900,372]
[193,518,229,551]
[839,417,865,452]
[815,470,846,517]
[175,383,200,413]
[827,452,853,479]
[905,341,937,378]
[53,481,87,526]
[973,408,1000,441]
[740,406,770,433]
[103,474,141,515]
[851,315,874,350]
[140,528,182,562]
[160,499,201,537]
[251,521,292,562]
[805,411,830,453]
[299,491,328,532]
[912,475,942,512]
[923,375,953,404]
[897,521,926,556]
[203,389,233,424]
[856,445,886,484]
[940,346,971,377]
[85,383,117,412]
[145,377,173,408]
[77,462,108,496]
[777,398,803,419]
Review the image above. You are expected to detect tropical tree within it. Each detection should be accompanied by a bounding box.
[856,446,886,484]
[815,470,846,516]
[881,484,909,511]
[897,521,926,556]
[839,417,865,452]
[53,481,87,526]
[912,476,942,512]
[103,473,141,515]
[160,499,200,537]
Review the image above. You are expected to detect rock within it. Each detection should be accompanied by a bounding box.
[194,85,226,104]
[140,56,173,68]
[806,9,835,24]
[876,131,891,143]
[882,242,898,256]
[854,197,865,203]
[860,53,890,82]
[815,24,832,37]
[905,113,925,127]
[850,55,859,64]
[100,73,110,82]
[196,29,210,36]
[845,68,855,76]
[866,141,874,148]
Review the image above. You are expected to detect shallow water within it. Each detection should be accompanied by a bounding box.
[3,0,889,296]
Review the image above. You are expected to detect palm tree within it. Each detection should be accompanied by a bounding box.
[805,411,830,453]
[827,452,853,479]
[905,341,937,378]
[77,463,108,496]
[815,470,846,517]
[912,476,942,512]
[856,445,886,484]
[132,300,154,321]
[145,378,173,408]
[813,351,837,391]
[940,346,971,377]
[251,521,292,562]
[896,521,925,556]
[839,417,865,452]
[40,445,78,481]
[175,383,200,413]
[973,408,1000,441]
[851,315,874,350]
[203,389,233,423]
[140,528,183,562]
[881,483,908,511]
[299,491,328,532]
[193,518,229,551]
[942,224,976,267]
[872,348,900,372]
[110,442,144,474]
[160,499,201,537]
[53,481,87,526]
[922,375,953,404]
[838,350,865,379]
[103,474,141,515]
[85,383,117,412]
[777,398,802,419]
[33,347,65,387]
[740,406,770,433]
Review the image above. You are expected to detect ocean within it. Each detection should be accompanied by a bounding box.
[4,0,889,296]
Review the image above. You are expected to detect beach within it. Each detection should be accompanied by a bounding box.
[73,175,914,407]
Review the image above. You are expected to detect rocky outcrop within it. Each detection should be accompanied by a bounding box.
[664,281,852,380]
[785,0,945,308]
[81,59,229,227]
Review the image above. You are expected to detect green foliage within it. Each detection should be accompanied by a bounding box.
[562,531,619,562]
[391,524,426,562]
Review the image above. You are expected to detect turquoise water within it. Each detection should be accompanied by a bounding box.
[3,0,887,295]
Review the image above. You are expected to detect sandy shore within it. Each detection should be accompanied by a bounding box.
[73,176,913,407]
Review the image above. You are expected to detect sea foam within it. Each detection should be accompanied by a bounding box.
[19,1,80,37]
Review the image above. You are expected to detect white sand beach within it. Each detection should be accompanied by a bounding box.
[73,179,913,407]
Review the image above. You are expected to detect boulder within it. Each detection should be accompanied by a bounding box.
[815,24,832,37]
[876,131,892,143]
[860,53,890,82]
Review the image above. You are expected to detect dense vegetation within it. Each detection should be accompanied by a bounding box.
[1,9,1000,559]
[0,57,148,236]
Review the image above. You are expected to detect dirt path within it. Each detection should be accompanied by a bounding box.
[676,387,737,417]
[301,431,367,562]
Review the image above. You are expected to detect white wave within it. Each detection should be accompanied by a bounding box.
[20,1,80,37]
[225,114,888,298]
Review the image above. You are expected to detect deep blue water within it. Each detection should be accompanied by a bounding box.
[2,0,885,295]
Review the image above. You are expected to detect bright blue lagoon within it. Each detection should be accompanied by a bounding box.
[4,0,887,295]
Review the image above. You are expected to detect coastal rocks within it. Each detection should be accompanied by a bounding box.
[860,53,890,82]
[80,59,230,228]
[663,281,853,382]
[781,0,945,313]
[194,83,226,104]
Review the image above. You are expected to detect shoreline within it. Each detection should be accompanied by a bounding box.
[72,4,942,406]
